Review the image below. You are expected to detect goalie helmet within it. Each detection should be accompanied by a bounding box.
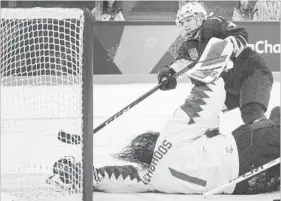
[175,2,207,40]
[46,156,82,193]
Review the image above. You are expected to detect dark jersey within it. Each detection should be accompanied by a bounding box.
[177,16,248,61]
[176,16,272,110]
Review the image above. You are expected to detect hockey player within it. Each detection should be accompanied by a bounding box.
[159,2,273,125]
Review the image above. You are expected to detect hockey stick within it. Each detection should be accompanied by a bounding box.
[58,38,233,145]
[57,59,199,144]
[203,158,281,198]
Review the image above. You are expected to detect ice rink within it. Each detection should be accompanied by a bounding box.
[1,79,280,201]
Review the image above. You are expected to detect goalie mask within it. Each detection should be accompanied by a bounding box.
[175,2,207,40]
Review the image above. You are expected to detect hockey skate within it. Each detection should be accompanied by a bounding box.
[251,106,280,130]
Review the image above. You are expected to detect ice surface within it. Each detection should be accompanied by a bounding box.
[1,81,280,201]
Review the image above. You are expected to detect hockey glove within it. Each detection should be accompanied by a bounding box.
[158,66,177,91]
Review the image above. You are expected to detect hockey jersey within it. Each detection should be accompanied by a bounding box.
[94,78,240,194]
[174,16,272,107]
[143,78,239,194]
[177,16,248,61]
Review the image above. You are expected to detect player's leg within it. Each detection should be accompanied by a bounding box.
[239,68,273,124]
[232,106,280,194]
[223,92,240,112]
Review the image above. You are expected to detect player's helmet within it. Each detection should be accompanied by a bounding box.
[175,2,207,40]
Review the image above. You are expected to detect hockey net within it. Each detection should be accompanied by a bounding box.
[0,8,93,201]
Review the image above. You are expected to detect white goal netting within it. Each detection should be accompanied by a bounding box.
[0,8,90,201]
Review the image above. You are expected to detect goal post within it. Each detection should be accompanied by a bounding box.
[0,7,93,201]
[82,8,94,201]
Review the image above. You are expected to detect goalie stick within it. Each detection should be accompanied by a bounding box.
[203,158,281,198]
[57,37,233,145]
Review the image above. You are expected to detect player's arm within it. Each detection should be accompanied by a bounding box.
[47,156,150,193]
[202,17,248,57]
[157,59,193,91]
[169,39,198,72]
[93,165,150,193]
[157,40,197,90]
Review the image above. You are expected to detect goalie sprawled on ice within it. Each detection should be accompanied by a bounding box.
[47,2,279,195]
[47,94,280,195]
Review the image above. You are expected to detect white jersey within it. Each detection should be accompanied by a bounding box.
[94,78,239,194]
[142,78,239,194]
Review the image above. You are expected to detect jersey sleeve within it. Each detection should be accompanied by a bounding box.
[177,39,199,61]
[167,40,198,73]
